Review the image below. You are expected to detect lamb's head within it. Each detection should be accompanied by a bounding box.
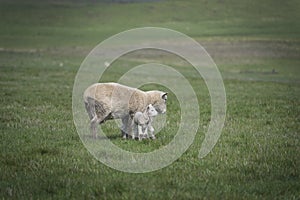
[146,91,167,114]
[146,104,158,117]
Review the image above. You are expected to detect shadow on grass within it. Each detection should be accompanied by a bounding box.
[81,134,122,140]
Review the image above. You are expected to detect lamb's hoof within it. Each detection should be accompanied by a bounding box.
[122,134,127,139]
[151,136,156,140]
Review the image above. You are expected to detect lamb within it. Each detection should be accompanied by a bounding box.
[133,104,158,141]
[83,82,167,138]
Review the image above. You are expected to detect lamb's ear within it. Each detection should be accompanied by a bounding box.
[162,93,168,100]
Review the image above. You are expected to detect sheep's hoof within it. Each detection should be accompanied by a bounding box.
[122,134,127,139]
[151,136,156,140]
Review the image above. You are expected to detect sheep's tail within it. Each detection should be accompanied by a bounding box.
[84,97,96,120]
[84,97,107,121]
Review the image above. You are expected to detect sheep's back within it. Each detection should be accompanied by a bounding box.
[84,83,148,117]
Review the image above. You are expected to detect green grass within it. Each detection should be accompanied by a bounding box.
[1,0,300,199]
[0,0,299,48]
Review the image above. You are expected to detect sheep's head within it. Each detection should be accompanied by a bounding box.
[147,91,167,114]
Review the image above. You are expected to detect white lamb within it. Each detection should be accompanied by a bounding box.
[133,104,158,141]
[83,82,167,139]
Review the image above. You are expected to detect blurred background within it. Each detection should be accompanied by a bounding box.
[0,0,299,199]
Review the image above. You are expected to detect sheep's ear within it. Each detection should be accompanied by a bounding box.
[162,93,168,100]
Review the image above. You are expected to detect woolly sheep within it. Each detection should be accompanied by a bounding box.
[133,104,158,141]
[83,82,167,138]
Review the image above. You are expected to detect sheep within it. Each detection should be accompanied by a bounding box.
[133,104,158,141]
[83,82,167,138]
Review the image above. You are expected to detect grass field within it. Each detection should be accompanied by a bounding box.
[0,0,300,199]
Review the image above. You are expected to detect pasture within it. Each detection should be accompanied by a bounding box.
[0,0,299,199]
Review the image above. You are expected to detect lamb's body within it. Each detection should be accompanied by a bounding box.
[83,82,167,138]
[133,104,158,140]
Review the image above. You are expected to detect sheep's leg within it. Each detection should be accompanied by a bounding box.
[132,123,138,140]
[90,116,103,139]
[127,117,134,138]
[85,97,108,139]
[121,116,129,139]
[134,123,139,139]
[85,102,94,120]
[121,115,135,139]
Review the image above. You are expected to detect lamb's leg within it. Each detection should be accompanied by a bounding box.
[138,125,143,141]
[148,125,156,139]
[143,126,148,139]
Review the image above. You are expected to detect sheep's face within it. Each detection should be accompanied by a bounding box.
[153,92,167,114]
[147,104,158,117]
